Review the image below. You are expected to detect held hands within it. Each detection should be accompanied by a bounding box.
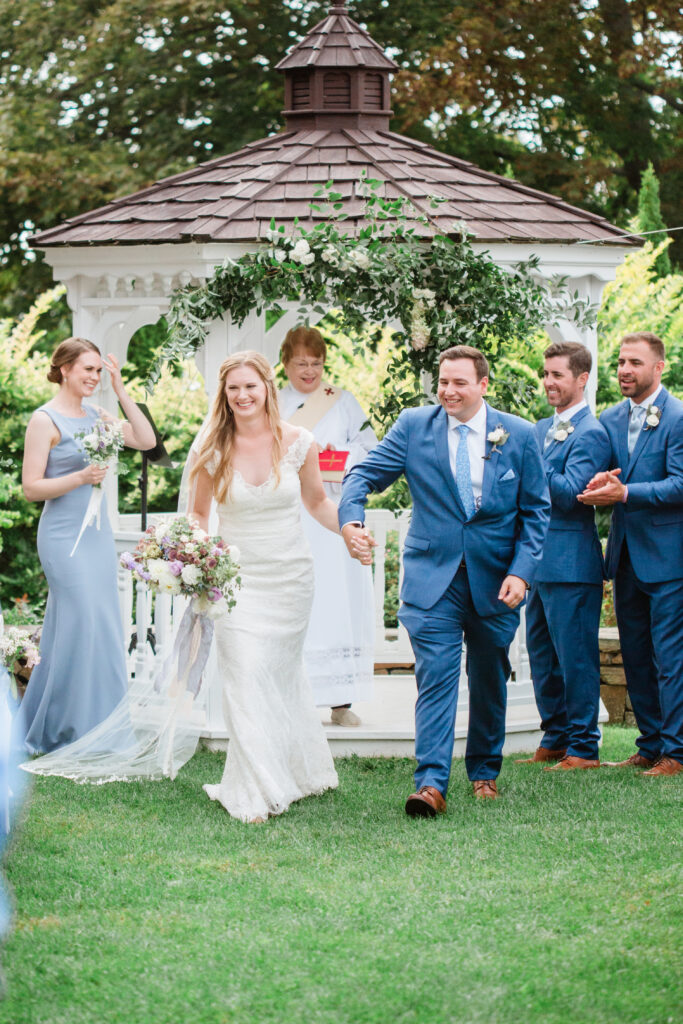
[498,575,527,609]
[80,463,108,486]
[341,524,377,566]
[578,467,625,506]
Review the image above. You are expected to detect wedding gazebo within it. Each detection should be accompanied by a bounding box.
[30,3,633,751]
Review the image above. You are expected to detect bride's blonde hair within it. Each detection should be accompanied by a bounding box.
[191,351,283,504]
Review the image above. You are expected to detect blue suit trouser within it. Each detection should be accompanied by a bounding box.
[399,565,517,794]
[614,546,683,763]
[526,581,602,759]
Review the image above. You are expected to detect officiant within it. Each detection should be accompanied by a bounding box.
[279,327,377,725]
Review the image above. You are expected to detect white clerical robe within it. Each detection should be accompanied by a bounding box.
[279,384,377,707]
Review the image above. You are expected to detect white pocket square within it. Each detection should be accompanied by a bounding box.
[500,468,516,482]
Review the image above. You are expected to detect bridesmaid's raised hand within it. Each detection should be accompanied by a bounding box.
[102,353,125,397]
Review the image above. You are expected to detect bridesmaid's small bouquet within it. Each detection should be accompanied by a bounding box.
[0,627,41,700]
[120,516,241,705]
[70,417,125,556]
[120,515,241,618]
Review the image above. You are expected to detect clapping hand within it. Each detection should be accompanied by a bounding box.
[578,467,625,506]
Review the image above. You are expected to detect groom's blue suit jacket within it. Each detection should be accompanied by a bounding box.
[338,402,550,616]
[600,386,683,582]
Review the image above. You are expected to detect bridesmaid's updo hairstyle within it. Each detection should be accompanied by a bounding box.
[48,338,100,384]
[191,351,284,504]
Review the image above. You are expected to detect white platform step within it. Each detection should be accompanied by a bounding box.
[203,675,608,757]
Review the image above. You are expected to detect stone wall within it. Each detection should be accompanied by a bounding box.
[599,627,635,725]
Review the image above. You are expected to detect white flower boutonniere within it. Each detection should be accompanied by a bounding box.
[553,421,575,442]
[644,404,661,430]
[484,425,510,459]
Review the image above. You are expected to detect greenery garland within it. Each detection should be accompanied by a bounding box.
[150,175,595,430]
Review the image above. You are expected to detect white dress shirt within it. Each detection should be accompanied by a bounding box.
[447,401,487,506]
[630,384,662,414]
[555,399,587,422]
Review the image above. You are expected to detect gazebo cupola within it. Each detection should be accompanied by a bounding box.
[277,3,397,130]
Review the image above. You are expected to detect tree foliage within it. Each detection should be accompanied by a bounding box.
[1,0,681,329]
[637,163,672,278]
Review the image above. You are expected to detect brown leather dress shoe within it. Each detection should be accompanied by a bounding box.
[544,755,600,771]
[405,785,446,817]
[472,779,498,799]
[602,753,656,768]
[515,746,566,764]
[641,756,683,776]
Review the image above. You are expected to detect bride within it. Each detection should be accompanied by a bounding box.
[188,351,366,822]
[22,351,371,822]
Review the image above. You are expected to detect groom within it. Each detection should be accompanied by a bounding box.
[339,346,550,813]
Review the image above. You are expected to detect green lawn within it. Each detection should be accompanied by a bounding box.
[1,727,681,1024]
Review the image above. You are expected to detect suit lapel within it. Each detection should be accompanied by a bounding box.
[479,403,498,511]
[544,405,590,462]
[616,400,630,475]
[624,389,668,480]
[434,407,466,516]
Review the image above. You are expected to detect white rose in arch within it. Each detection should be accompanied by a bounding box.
[273,248,287,263]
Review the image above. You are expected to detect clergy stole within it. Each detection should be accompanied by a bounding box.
[286,382,348,481]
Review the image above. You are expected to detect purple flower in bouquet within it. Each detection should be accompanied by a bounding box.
[168,560,184,577]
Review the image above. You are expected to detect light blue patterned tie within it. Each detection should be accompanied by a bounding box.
[455,424,476,519]
[628,404,645,456]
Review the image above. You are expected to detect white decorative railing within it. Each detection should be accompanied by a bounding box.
[114,508,534,721]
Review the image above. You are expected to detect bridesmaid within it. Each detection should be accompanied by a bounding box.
[20,337,155,754]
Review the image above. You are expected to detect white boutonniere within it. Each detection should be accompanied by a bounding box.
[484,425,510,459]
[644,404,661,430]
[553,421,575,442]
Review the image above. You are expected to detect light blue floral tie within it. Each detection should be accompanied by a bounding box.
[456,424,476,519]
[544,415,559,449]
[628,404,646,456]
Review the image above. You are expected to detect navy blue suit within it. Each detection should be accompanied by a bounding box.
[600,387,683,763]
[525,407,611,758]
[339,402,550,791]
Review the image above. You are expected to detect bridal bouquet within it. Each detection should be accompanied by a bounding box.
[120,515,241,703]
[70,417,125,556]
[120,515,241,618]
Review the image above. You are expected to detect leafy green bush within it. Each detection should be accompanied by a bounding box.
[0,288,61,612]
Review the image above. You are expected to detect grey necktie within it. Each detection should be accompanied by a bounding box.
[628,405,646,455]
[543,415,559,449]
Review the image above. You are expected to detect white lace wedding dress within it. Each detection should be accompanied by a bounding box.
[203,428,339,821]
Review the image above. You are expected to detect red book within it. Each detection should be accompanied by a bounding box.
[318,449,349,482]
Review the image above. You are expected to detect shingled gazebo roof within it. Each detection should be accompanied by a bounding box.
[31,3,633,250]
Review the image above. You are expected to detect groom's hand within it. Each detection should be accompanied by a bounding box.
[498,575,527,609]
[341,523,376,564]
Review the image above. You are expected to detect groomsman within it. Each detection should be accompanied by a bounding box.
[519,342,611,770]
[579,332,683,776]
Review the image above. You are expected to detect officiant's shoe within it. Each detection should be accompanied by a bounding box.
[330,707,361,727]
[405,786,446,817]
[514,746,566,764]
[472,780,498,800]
[641,756,682,777]
[544,755,600,771]
[602,753,656,768]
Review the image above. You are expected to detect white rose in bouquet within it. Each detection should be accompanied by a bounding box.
[181,564,202,586]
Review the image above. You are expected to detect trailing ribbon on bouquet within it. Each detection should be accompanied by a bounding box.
[70,477,110,557]
[71,417,125,557]
[153,600,218,778]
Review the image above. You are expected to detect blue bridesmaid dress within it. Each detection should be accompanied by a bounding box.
[20,404,128,754]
